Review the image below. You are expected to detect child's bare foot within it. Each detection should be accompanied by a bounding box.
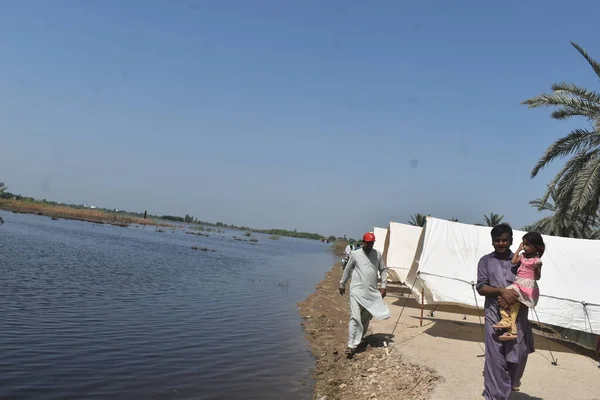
[499,332,518,341]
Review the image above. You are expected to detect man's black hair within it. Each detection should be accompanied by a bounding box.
[490,223,512,238]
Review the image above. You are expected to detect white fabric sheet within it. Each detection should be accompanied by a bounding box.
[383,222,423,283]
[408,217,600,334]
[373,226,387,255]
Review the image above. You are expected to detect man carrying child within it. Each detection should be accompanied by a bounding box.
[476,223,535,399]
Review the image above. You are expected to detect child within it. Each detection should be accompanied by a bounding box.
[492,232,544,341]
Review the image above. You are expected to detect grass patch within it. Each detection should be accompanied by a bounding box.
[191,246,216,252]
[0,199,170,227]
[186,231,209,237]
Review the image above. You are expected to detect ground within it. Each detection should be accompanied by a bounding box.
[297,264,440,400]
[299,263,600,400]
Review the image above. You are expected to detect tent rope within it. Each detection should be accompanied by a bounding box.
[531,307,558,366]
[470,282,486,356]
[391,272,420,336]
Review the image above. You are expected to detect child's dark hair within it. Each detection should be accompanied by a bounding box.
[490,223,513,239]
[523,232,545,257]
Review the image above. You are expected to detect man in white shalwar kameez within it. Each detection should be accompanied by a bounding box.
[339,232,390,357]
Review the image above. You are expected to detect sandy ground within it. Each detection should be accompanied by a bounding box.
[375,286,600,400]
[299,264,600,400]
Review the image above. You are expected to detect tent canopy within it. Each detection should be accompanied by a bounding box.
[381,222,422,283]
[405,217,600,334]
[373,226,387,255]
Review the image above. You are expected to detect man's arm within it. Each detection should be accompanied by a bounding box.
[339,254,356,295]
[377,252,387,298]
[476,256,518,304]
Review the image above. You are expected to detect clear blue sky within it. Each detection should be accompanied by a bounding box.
[1,1,599,238]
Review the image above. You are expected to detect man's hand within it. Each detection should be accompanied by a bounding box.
[379,288,387,298]
[498,296,508,310]
[500,288,518,305]
[339,286,345,296]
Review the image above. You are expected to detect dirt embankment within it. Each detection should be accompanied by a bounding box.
[297,264,441,400]
[0,199,168,227]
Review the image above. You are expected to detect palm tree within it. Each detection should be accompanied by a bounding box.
[484,213,504,227]
[528,186,599,238]
[522,41,600,220]
[409,213,428,227]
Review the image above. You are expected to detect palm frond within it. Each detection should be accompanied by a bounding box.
[530,129,599,177]
[483,213,504,227]
[553,151,600,215]
[570,41,600,81]
[570,151,600,210]
[551,82,600,104]
[522,93,600,120]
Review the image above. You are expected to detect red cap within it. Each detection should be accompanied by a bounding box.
[363,232,375,242]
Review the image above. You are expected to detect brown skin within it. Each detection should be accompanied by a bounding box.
[339,240,386,298]
[476,232,519,308]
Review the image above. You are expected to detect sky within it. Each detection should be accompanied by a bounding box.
[1,0,599,238]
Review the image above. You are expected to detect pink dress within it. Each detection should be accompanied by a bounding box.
[507,256,540,308]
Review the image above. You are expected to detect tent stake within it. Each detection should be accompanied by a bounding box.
[420,288,425,327]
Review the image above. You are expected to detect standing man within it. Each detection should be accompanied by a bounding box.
[476,223,535,399]
[339,232,390,357]
[341,242,354,268]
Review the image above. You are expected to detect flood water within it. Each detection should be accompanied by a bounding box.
[0,211,335,400]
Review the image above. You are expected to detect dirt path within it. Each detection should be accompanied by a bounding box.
[297,264,440,400]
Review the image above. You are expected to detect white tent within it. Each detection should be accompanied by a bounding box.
[405,217,600,334]
[381,222,423,283]
[373,226,388,255]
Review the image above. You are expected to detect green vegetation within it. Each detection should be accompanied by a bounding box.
[521,41,600,238]
[484,213,504,227]
[409,213,428,227]
[0,188,337,240]
[269,235,280,240]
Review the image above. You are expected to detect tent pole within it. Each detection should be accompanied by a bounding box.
[532,308,558,366]
[391,272,420,336]
[420,288,425,327]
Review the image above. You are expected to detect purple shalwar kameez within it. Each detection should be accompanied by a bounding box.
[476,251,535,400]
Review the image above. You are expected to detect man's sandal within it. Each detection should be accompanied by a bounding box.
[345,347,355,358]
[492,322,512,329]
